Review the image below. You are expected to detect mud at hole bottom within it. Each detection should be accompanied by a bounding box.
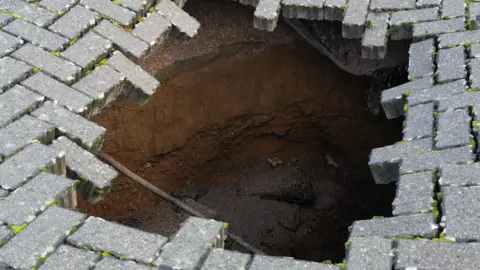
[77,40,403,263]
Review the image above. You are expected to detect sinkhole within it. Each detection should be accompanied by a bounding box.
[78,0,407,263]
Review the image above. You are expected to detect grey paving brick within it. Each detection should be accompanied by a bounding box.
[435,109,472,149]
[469,2,480,30]
[0,13,12,27]
[417,0,441,8]
[11,43,81,84]
[254,0,282,31]
[350,213,438,239]
[200,249,251,270]
[0,171,75,225]
[249,255,340,270]
[67,216,167,264]
[323,0,346,21]
[438,29,480,48]
[132,12,172,46]
[361,12,389,60]
[468,57,480,90]
[370,0,415,11]
[443,186,480,241]
[0,142,65,190]
[400,145,474,174]
[39,244,100,270]
[0,30,23,57]
[380,77,433,119]
[407,79,466,106]
[413,17,465,40]
[0,56,32,92]
[0,0,57,27]
[155,0,201,38]
[436,46,466,83]
[72,64,125,116]
[408,39,435,80]
[0,85,44,128]
[51,136,117,203]
[80,0,136,27]
[0,206,86,270]
[153,217,225,269]
[39,0,78,13]
[0,226,13,246]
[470,43,480,58]
[439,163,480,186]
[94,257,156,270]
[368,137,432,184]
[280,0,324,21]
[345,237,393,270]
[48,5,99,40]
[106,51,159,105]
[389,8,439,41]
[392,171,435,216]
[92,20,149,61]
[441,0,465,19]
[0,189,8,198]
[3,19,68,52]
[21,72,93,115]
[0,115,55,159]
[61,32,113,70]
[437,91,480,111]
[117,0,151,13]
[403,102,434,140]
[342,0,369,38]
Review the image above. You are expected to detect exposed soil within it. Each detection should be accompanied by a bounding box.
[77,0,404,263]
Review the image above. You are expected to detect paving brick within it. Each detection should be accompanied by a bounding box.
[392,171,435,216]
[441,0,465,19]
[413,17,465,40]
[370,0,415,11]
[0,226,13,246]
[61,32,113,70]
[0,85,44,128]
[39,0,78,13]
[153,217,225,269]
[200,249,251,270]
[254,0,282,31]
[0,13,13,27]
[400,145,474,174]
[0,56,32,92]
[417,0,441,8]
[395,239,480,269]
[0,0,57,27]
[0,115,55,159]
[51,136,117,203]
[390,8,439,41]
[408,38,435,80]
[0,142,65,190]
[132,12,172,46]
[469,2,480,30]
[368,137,432,184]
[436,46,466,83]
[437,91,480,111]
[435,109,472,149]
[71,64,125,116]
[80,0,136,27]
[94,257,156,270]
[0,171,75,225]
[439,163,480,186]
[3,19,68,52]
[350,213,438,239]
[39,244,100,270]
[0,189,8,198]
[442,186,480,241]
[468,57,480,90]
[0,206,86,270]
[407,79,466,106]
[106,51,159,105]
[155,0,201,38]
[323,0,346,21]
[48,5,99,40]
[280,0,324,21]
[117,0,152,13]
[249,255,340,270]
[92,20,149,61]
[380,77,433,119]
[345,237,393,270]
[361,12,389,60]
[0,30,23,57]
[11,43,81,84]
[21,72,93,115]
[438,29,480,48]
[403,102,434,140]
[342,0,370,38]
[67,216,167,264]
[470,43,480,58]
